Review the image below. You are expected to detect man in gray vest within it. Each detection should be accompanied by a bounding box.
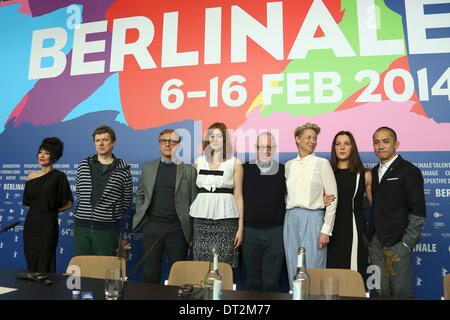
[133,129,198,283]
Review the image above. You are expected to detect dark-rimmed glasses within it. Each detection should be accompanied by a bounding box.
[159,139,180,145]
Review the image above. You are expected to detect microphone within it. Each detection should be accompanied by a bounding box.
[1,221,20,233]
[16,272,53,286]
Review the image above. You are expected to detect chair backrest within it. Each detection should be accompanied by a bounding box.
[308,268,366,298]
[66,255,126,279]
[444,274,450,300]
[167,261,234,290]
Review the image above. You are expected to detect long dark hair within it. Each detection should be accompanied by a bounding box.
[37,137,64,164]
[202,122,233,162]
[330,131,366,174]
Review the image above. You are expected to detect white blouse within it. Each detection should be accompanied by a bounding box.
[189,156,239,220]
[285,153,338,235]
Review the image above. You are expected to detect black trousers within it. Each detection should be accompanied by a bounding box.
[241,225,285,292]
[142,220,188,284]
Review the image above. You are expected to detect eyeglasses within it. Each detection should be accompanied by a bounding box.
[257,145,273,151]
[159,139,180,145]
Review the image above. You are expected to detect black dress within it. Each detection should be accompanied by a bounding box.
[22,170,73,273]
[327,169,368,280]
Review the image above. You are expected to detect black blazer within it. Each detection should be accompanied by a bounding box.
[369,155,426,247]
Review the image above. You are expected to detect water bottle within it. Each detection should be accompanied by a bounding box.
[292,247,310,300]
[204,246,222,300]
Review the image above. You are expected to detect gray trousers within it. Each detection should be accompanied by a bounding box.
[370,234,413,299]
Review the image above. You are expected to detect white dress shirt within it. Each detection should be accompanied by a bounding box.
[285,153,338,235]
[378,154,398,182]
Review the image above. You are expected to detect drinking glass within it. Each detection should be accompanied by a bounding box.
[105,268,124,300]
[320,276,339,300]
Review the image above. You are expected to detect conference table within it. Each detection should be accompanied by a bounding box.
[0,268,296,300]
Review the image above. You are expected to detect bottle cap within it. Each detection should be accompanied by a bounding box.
[72,290,81,295]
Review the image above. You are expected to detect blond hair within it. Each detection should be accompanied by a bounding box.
[294,122,321,138]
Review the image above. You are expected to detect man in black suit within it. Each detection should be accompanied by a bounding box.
[369,127,426,299]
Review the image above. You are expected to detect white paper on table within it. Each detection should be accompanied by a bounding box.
[0,287,18,295]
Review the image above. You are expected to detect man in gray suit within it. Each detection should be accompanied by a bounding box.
[133,129,198,283]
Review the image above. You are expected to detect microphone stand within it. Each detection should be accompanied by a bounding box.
[120,226,171,299]
[0,221,20,233]
[125,232,166,282]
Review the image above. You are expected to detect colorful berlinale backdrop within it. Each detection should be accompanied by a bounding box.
[0,0,449,299]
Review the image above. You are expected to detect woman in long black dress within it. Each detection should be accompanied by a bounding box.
[23,137,73,273]
[327,131,372,280]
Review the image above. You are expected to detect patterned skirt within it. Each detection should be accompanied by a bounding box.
[192,218,239,268]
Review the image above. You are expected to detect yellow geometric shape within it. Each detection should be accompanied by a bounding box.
[246,80,280,115]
